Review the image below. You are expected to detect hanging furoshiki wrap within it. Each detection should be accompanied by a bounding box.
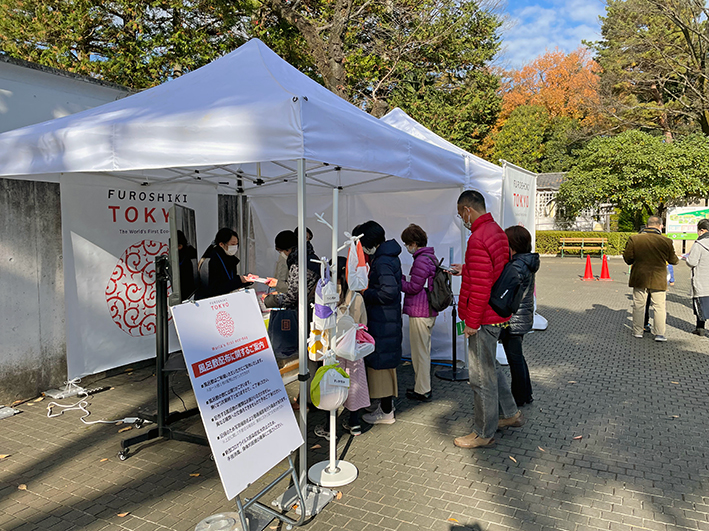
[310,363,350,410]
[313,259,338,331]
[345,233,369,292]
[308,328,324,361]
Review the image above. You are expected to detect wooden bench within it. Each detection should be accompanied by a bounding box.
[559,237,607,258]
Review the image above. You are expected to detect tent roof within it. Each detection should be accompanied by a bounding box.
[381,108,502,182]
[0,40,466,195]
[381,108,503,216]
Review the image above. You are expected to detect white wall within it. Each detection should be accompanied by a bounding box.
[0,58,130,401]
[0,57,130,134]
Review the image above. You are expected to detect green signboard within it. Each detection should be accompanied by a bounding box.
[666,206,709,240]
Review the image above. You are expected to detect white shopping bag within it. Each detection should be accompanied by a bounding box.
[345,234,369,292]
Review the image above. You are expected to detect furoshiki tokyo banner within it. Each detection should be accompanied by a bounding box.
[501,162,537,249]
[171,290,303,500]
[60,173,218,379]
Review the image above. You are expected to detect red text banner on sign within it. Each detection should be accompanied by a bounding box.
[193,338,269,378]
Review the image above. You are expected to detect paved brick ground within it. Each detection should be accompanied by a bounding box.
[1,257,708,531]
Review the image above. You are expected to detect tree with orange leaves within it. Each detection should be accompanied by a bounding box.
[482,48,601,172]
[500,47,601,124]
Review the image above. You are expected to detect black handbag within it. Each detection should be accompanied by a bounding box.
[267,309,299,358]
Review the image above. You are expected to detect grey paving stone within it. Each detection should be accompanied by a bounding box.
[1,259,709,531]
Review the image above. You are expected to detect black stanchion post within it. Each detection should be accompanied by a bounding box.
[155,255,169,437]
[436,301,469,381]
[118,255,208,460]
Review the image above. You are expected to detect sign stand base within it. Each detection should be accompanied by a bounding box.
[307,409,358,487]
[194,508,272,531]
[273,483,335,517]
[308,460,358,487]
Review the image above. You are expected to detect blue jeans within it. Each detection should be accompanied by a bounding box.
[467,325,519,439]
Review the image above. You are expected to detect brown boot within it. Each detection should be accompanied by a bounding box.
[498,411,525,429]
[454,432,495,448]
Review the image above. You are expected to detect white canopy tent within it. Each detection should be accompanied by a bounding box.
[0,40,467,192]
[0,39,489,494]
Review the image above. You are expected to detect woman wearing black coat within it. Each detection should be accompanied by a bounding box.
[353,221,402,425]
[197,228,249,299]
[500,226,539,406]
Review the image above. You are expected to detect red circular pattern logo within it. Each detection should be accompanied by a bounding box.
[216,311,235,337]
[105,240,170,337]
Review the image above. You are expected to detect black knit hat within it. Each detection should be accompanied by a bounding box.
[275,230,297,251]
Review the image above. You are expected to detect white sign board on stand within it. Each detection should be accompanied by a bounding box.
[171,290,303,500]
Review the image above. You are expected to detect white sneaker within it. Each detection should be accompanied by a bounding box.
[362,405,395,425]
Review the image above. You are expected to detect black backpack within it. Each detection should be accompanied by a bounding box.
[426,256,454,312]
[489,259,523,318]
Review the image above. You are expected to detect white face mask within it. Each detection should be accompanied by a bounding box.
[362,245,377,255]
[460,207,473,231]
[225,244,239,256]
[406,245,416,255]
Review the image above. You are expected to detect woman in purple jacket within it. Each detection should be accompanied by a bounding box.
[401,224,438,401]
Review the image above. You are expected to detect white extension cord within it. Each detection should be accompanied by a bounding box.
[46,378,151,426]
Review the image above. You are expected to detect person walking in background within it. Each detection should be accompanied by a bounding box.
[643,262,675,333]
[500,226,539,407]
[623,215,679,342]
[451,191,523,449]
[685,218,709,337]
[400,224,438,402]
[352,221,403,425]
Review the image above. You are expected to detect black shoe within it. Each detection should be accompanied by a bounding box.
[643,325,651,333]
[406,388,432,401]
[693,328,704,336]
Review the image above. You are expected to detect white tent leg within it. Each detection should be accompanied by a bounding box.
[332,186,339,279]
[274,159,336,517]
[297,158,308,486]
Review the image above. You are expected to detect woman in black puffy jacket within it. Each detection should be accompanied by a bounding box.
[352,221,402,426]
[500,226,540,406]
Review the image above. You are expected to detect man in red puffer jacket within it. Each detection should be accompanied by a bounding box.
[451,190,524,449]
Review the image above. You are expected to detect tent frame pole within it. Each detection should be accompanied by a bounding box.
[272,159,336,518]
[297,158,308,486]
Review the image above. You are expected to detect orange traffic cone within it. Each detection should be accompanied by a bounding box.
[581,254,595,281]
[599,254,612,281]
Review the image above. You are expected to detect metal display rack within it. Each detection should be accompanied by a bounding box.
[118,255,208,460]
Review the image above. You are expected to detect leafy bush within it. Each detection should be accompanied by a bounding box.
[536,231,634,255]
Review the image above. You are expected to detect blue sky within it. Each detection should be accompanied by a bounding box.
[495,0,607,69]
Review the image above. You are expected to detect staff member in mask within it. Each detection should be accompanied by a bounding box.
[199,228,249,298]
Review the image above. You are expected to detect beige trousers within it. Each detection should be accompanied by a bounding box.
[409,316,436,394]
[632,288,666,336]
